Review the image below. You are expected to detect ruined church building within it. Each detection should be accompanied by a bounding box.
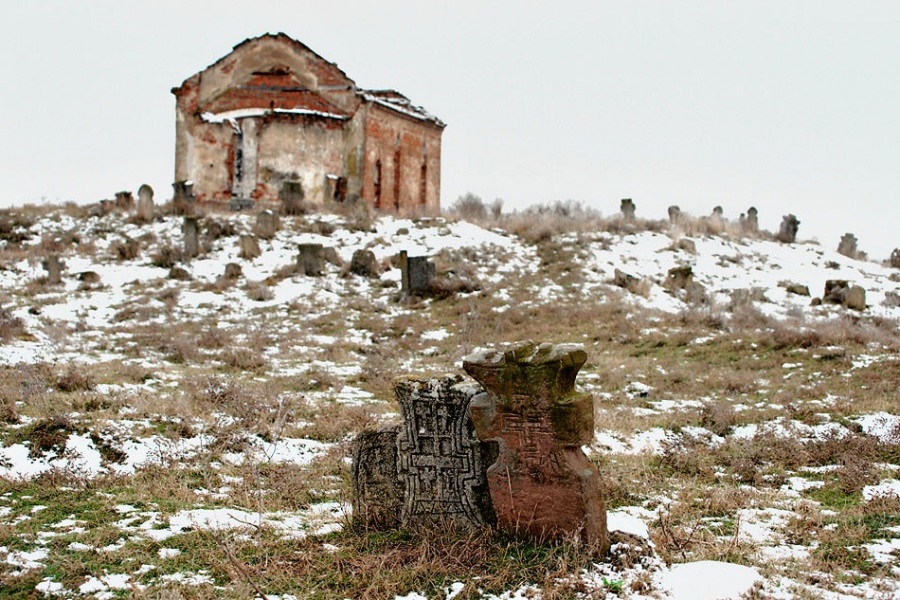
[172,33,445,214]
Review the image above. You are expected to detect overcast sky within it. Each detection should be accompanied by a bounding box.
[2,1,898,258]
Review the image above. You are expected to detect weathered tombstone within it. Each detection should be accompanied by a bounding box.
[399,250,435,297]
[77,271,102,287]
[845,285,866,310]
[837,233,859,260]
[297,243,324,276]
[664,265,694,292]
[667,205,682,224]
[255,210,279,240]
[823,280,866,310]
[394,375,494,528]
[352,427,404,529]
[784,282,811,297]
[613,269,641,294]
[777,214,800,243]
[891,249,900,269]
[352,375,494,531]
[42,255,64,285]
[239,235,261,260]
[709,206,725,232]
[223,263,242,280]
[183,217,199,260]
[463,342,608,549]
[172,181,196,216]
[115,191,134,210]
[620,198,636,222]
[280,181,306,215]
[744,207,759,235]
[168,266,191,281]
[136,184,154,223]
[349,249,378,278]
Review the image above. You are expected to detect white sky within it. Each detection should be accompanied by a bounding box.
[2,1,898,258]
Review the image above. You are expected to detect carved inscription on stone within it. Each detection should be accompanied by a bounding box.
[352,375,493,531]
[463,342,609,550]
[394,375,492,527]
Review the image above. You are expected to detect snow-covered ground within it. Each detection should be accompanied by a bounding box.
[2,205,899,598]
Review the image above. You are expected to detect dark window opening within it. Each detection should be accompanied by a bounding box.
[374,160,382,209]
[419,162,427,206]
[393,147,401,212]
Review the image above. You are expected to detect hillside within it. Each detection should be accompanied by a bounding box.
[1,201,899,599]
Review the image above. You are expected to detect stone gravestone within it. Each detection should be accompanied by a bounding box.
[255,210,279,240]
[463,342,609,549]
[239,235,261,260]
[352,374,494,531]
[620,198,636,222]
[172,181,196,216]
[349,249,378,278]
[823,280,866,311]
[892,249,900,269]
[837,233,858,259]
[667,205,682,225]
[42,254,64,285]
[297,243,324,276]
[136,184,154,223]
[399,250,435,297]
[744,207,759,235]
[280,181,306,215]
[183,217,199,260]
[777,214,800,243]
[115,191,134,210]
[352,427,404,528]
[394,375,494,528]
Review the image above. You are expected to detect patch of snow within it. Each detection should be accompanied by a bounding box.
[657,561,762,600]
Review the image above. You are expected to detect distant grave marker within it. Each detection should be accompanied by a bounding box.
[183,217,199,260]
[137,184,154,223]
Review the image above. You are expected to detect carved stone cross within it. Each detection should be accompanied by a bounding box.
[463,342,608,549]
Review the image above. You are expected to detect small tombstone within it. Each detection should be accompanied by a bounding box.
[172,181,196,216]
[620,198,636,222]
[352,375,494,531]
[463,342,608,549]
[667,205,682,224]
[115,191,134,210]
[845,286,866,310]
[168,266,191,281]
[239,235,261,260]
[399,250,435,297]
[42,255,64,285]
[255,210,279,240]
[711,206,724,218]
[777,214,800,244]
[136,184,154,223]
[223,263,242,280]
[837,233,859,260]
[891,249,900,269]
[350,249,378,278]
[784,282,811,297]
[744,207,759,235]
[823,280,866,310]
[664,265,694,292]
[675,238,697,254]
[77,271,102,290]
[613,269,642,294]
[183,217,199,260]
[352,427,404,528]
[280,181,306,215]
[297,243,324,276]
